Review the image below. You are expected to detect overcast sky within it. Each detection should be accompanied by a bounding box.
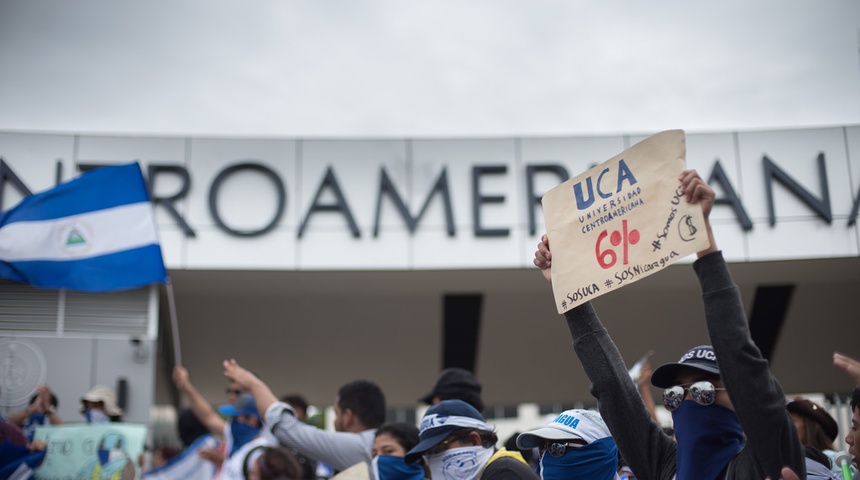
[1,0,859,138]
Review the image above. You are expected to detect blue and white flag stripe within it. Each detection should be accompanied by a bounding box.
[0,163,167,292]
[0,163,156,223]
[0,203,158,261]
[142,435,218,480]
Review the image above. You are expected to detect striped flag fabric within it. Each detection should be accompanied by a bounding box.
[0,441,46,480]
[142,435,218,480]
[0,162,167,292]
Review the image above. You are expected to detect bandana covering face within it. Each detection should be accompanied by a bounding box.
[229,420,260,456]
[84,409,110,424]
[372,455,426,480]
[672,400,744,480]
[539,437,618,480]
[426,445,494,480]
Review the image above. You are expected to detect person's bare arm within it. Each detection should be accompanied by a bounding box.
[223,359,278,416]
[173,366,226,435]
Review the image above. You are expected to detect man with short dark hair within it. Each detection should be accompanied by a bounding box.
[224,359,385,472]
[334,381,386,433]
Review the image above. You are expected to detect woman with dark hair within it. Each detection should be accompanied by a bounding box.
[372,423,426,480]
[785,397,843,478]
[248,446,303,480]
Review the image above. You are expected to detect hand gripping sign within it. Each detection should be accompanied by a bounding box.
[542,130,710,314]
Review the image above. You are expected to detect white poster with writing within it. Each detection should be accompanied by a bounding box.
[542,130,710,313]
[34,423,146,480]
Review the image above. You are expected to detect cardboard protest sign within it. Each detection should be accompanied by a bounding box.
[33,423,146,480]
[542,130,710,314]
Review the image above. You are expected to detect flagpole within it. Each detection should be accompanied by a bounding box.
[165,277,182,367]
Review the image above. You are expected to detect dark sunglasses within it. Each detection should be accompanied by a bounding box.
[662,381,726,411]
[225,388,243,396]
[540,439,587,458]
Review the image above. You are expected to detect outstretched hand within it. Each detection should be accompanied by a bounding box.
[172,366,191,391]
[678,169,717,257]
[223,358,278,417]
[833,352,860,385]
[678,169,715,220]
[533,234,552,284]
[223,359,257,389]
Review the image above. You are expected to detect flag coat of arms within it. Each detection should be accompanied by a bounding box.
[0,162,167,292]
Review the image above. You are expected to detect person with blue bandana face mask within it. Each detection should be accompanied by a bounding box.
[215,391,280,480]
[173,365,277,480]
[516,409,617,480]
[404,400,538,480]
[533,169,806,480]
[372,423,426,480]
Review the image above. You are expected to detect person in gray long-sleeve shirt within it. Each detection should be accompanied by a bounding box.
[533,169,805,480]
[223,359,386,472]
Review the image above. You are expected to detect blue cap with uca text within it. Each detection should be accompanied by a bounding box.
[651,345,720,388]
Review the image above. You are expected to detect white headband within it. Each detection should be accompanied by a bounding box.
[419,414,492,435]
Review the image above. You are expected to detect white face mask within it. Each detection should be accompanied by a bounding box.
[85,409,110,424]
[425,445,494,480]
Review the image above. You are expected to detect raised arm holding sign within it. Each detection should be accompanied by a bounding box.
[534,167,805,480]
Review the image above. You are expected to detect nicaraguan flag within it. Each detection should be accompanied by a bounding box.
[0,162,168,292]
[0,442,46,480]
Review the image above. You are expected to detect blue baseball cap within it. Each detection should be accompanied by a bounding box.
[651,345,721,388]
[218,392,260,420]
[404,399,492,463]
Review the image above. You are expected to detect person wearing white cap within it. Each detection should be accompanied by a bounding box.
[404,399,538,480]
[80,385,123,423]
[533,170,805,480]
[516,409,617,480]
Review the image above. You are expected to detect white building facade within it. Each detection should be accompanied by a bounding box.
[0,127,858,433]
